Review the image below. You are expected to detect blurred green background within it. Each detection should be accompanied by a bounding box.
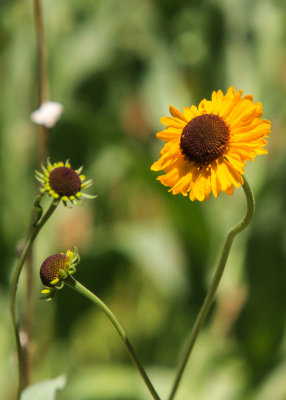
[1,0,286,399]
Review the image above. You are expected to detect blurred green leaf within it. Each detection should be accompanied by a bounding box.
[21,376,66,400]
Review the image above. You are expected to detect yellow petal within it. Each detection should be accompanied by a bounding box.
[160,116,186,129]
[169,105,188,122]
[183,105,199,120]
[156,128,182,141]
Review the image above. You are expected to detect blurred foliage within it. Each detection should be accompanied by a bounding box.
[21,375,66,400]
[1,0,286,399]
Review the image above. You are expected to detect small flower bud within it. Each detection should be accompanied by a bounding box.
[40,247,80,300]
[40,254,69,287]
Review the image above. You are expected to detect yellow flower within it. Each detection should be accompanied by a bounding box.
[36,159,96,206]
[40,247,80,300]
[151,87,271,201]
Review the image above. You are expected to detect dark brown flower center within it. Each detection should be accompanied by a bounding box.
[40,254,69,287]
[49,166,81,197]
[180,114,229,165]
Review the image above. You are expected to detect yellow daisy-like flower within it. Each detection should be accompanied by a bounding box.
[36,159,95,206]
[151,87,271,201]
[40,247,80,300]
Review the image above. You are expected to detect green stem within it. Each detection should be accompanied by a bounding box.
[22,1,48,386]
[64,277,161,400]
[168,177,255,400]
[10,199,59,400]
[34,0,47,104]
[33,0,49,162]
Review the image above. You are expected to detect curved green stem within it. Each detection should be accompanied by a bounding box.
[10,199,59,400]
[168,177,255,400]
[64,276,161,400]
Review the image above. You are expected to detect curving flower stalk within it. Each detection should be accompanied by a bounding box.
[11,159,96,400]
[65,277,162,400]
[39,251,162,400]
[10,199,59,400]
[167,177,255,400]
[151,87,270,398]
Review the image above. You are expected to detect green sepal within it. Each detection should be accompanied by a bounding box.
[33,194,44,226]
[39,290,56,301]
[58,269,67,279]
[55,282,64,290]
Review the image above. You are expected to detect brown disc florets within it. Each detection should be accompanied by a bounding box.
[49,167,82,197]
[40,254,69,287]
[180,114,230,165]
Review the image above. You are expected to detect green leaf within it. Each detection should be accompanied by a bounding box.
[20,375,66,400]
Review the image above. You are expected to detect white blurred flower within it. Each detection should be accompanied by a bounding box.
[30,101,64,128]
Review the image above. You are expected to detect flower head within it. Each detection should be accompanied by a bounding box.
[31,101,64,128]
[36,159,96,206]
[40,247,80,300]
[151,87,271,201]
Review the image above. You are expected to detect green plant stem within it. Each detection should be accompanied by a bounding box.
[33,0,48,162]
[22,249,33,388]
[65,276,161,400]
[34,0,47,104]
[22,2,48,387]
[168,177,255,400]
[10,200,59,400]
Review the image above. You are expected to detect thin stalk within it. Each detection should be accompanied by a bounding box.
[33,0,48,162]
[34,0,47,104]
[65,277,161,400]
[22,249,33,388]
[22,1,49,389]
[168,177,255,400]
[10,200,59,400]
